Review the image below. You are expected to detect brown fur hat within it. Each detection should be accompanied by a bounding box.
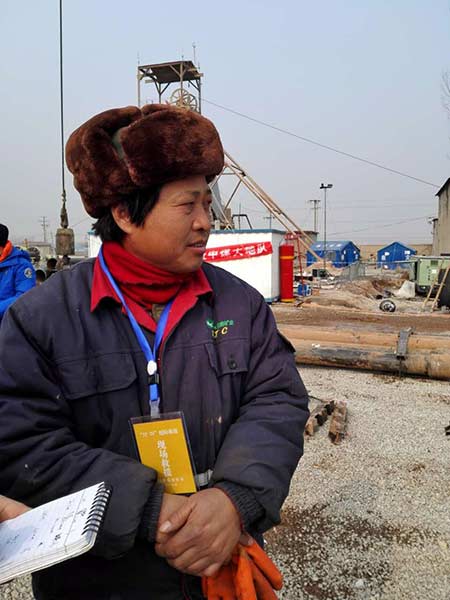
[65,104,224,217]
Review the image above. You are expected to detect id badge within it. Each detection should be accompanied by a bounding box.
[130,411,197,494]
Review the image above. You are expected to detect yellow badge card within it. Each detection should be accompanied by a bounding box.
[131,414,197,495]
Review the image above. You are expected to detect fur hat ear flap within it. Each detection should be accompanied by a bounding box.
[65,106,142,217]
[66,105,224,217]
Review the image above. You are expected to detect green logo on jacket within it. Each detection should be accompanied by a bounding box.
[206,318,234,338]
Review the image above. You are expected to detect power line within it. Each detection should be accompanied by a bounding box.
[325,204,435,210]
[330,213,433,225]
[59,0,65,199]
[203,99,439,188]
[58,0,69,231]
[70,216,92,229]
[243,207,270,215]
[329,214,430,236]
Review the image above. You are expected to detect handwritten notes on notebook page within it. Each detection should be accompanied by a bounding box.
[0,482,111,584]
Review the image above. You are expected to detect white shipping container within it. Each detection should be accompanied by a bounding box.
[205,229,285,302]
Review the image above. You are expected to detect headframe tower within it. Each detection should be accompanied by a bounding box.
[136,59,319,261]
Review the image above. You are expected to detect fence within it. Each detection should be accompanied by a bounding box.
[337,261,367,282]
[336,260,416,283]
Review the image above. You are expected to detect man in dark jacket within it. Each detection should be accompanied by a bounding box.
[0,105,309,599]
[0,223,35,320]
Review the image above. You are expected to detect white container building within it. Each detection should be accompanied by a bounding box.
[205,229,285,302]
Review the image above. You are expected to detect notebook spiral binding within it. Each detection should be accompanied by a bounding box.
[82,483,112,535]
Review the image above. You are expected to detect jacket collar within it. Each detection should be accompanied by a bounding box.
[90,256,213,333]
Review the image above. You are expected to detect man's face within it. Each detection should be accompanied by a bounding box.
[118,175,213,274]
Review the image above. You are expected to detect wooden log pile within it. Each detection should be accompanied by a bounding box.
[280,325,450,380]
[304,399,347,444]
[304,400,334,436]
[328,400,347,444]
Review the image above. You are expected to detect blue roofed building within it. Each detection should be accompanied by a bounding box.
[306,240,360,267]
[377,242,416,270]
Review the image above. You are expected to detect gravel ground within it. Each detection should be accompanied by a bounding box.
[265,366,450,600]
[3,366,450,599]
[271,302,450,334]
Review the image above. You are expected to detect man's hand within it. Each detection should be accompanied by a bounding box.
[156,493,190,545]
[155,488,241,577]
[0,495,29,522]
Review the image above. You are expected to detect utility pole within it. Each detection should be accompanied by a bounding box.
[264,212,273,229]
[319,183,333,270]
[39,216,48,243]
[308,199,321,232]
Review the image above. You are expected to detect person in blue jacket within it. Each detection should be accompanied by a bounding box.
[0,224,36,320]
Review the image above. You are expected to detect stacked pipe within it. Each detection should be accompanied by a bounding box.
[279,325,450,380]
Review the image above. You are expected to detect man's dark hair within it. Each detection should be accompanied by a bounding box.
[92,187,161,242]
[0,224,9,247]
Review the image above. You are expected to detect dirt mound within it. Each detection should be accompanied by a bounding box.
[300,275,412,311]
[298,273,413,312]
[302,291,376,311]
[337,279,380,299]
[370,273,408,291]
[336,275,408,299]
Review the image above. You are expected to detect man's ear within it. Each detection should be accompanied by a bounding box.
[111,204,134,235]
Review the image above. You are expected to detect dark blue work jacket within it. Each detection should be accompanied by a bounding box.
[0,260,309,599]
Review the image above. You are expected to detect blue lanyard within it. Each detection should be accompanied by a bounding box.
[98,247,173,416]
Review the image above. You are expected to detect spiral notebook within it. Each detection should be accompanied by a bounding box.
[0,482,111,584]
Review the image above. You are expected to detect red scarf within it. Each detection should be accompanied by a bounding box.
[0,241,13,263]
[101,241,193,309]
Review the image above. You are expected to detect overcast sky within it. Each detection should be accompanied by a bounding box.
[1,0,449,246]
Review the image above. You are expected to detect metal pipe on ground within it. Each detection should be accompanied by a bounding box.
[280,326,450,380]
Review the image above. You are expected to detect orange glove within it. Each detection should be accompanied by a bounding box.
[245,540,283,592]
[202,562,236,600]
[202,541,282,600]
[234,542,282,600]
